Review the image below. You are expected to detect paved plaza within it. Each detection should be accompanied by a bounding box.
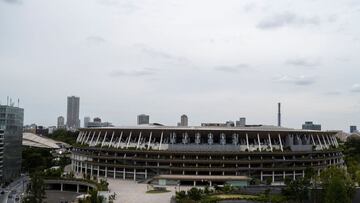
[107,179,188,203]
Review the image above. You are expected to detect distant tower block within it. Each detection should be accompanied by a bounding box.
[278,102,281,127]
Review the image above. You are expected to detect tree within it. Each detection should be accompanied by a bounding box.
[23,172,46,203]
[282,178,310,203]
[187,187,203,201]
[320,167,355,203]
[78,189,104,203]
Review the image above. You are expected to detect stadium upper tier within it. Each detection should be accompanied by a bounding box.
[74,125,339,152]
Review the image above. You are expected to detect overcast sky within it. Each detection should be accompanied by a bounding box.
[1,0,360,131]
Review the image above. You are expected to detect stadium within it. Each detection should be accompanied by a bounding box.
[71,125,343,186]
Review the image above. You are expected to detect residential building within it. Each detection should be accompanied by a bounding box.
[87,117,113,128]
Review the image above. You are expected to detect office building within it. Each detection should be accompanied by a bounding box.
[137,114,150,125]
[57,116,65,129]
[84,117,91,128]
[236,117,246,127]
[178,115,188,127]
[350,126,357,133]
[302,121,321,131]
[0,104,24,183]
[66,96,80,130]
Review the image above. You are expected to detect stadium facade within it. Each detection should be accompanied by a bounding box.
[71,125,343,185]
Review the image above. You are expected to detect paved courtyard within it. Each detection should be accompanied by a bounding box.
[107,179,189,203]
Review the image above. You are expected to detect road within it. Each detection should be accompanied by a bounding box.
[0,176,28,203]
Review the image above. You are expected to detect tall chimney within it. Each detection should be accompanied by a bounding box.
[278,102,281,127]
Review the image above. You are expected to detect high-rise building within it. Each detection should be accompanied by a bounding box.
[302,121,321,131]
[350,126,357,133]
[137,114,150,125]
[179,115,188,127]
[0,104,24,183]
[84,117,91,128]
[236,117,246,127]
[57,116,65,129]
[66,96,80,130]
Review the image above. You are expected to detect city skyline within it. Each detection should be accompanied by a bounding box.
[1,0,360,131]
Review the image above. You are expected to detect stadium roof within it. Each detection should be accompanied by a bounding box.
[80,125,330,133]
[22,132,70,149]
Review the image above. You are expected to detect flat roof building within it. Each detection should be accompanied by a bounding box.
[350,126,357,133]
[137,114,150,125]
[57,116,65,129]
[302,121,321,131]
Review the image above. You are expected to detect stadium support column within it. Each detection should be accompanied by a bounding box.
[81,131,91,144]
[147,132,152,150]
[159,132,164,150]
[268,133,273,152]
[278,134,283,152]
[136,132,142,149]
[114,167,116,179]
[123,168,126,180]
[257,133,262,152]
[145,169,148,179]
[108,131,115,148]
[134,169,136,181]
[329,135,335,146]
[326,135,332,147]
[316,134,323,150]
[91,165,93,177]
[311,134,316,146]
[334,136,339,147]
[76,131,83,142]
[79,131,88,144]
[101,131,108,147]
[293,171,296,181]
[105,167,108,178]
[95,131,102,146]
[260,171,263,182]
[97,166,100,178]
[322,135,328,149]
[84,131,93,145]
[116,131,123,148]
[89,131,96,146]
[246,133,249,151]
[126,131,132,149]
[272,171,275,183]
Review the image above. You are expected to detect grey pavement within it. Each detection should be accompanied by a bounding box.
[0,176,28,203]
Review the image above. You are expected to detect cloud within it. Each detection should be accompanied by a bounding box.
[286,58,321,67]
[134,44,189,64]
[2,0,22,4]
[86,36,106,44]
[275,75,316,86]
[325,91,342,95]
[257,12,320,29]
[214,64,250,73]
[351,84,360,92]
[109,68,157,77]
